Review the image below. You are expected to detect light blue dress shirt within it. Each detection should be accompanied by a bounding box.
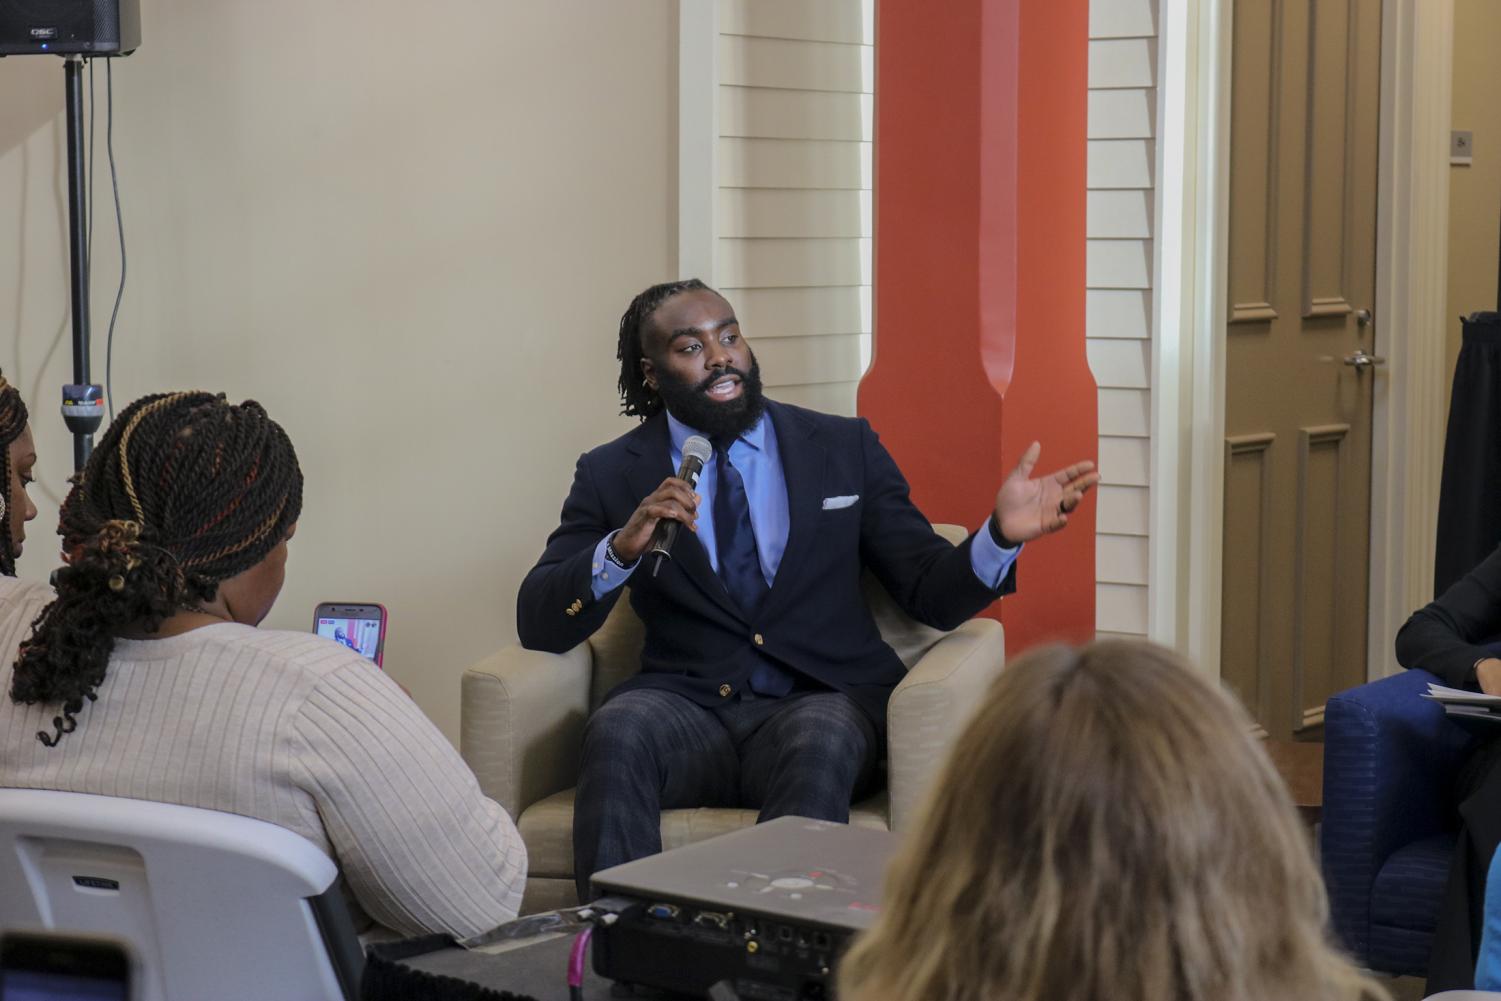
[589,411,1020,598]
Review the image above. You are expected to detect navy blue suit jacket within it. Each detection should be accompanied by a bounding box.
[516,401,1015,730]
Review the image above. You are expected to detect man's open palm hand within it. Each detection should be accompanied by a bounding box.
[994,441,1100,544]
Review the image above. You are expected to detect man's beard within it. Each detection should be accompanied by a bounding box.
[655,357,766,440]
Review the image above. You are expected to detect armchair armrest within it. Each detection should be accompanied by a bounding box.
[1322,668,1479,960]
[885,617,1005,832]
[460,643,593,820]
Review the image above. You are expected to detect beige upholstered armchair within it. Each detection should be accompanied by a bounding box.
[461,524,1005,914]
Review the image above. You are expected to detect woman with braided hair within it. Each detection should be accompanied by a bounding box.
[0,370,50,674]
[2,391,526,939]
[0,371,40,578]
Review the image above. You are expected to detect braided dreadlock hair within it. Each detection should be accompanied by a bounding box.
[616,278,713,420]
[0,371,30,577]
[10,392,303,746]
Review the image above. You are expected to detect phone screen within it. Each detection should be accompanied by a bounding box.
[0,935,128,1001]
[0,971,127,1001]
[315,615,384,661]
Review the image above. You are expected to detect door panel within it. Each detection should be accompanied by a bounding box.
[1292,424,1349,733]
[1222,433,1276,727]
[1226,0,1281,323]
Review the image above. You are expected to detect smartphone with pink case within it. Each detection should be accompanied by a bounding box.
[312,602,387,667]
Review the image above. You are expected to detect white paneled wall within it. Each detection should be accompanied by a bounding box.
[717,0,874,415]
[1088,0,1158,638]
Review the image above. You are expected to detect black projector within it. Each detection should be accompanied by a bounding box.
[589,818,896,1000]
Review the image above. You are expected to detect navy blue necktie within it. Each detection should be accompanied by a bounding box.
[713,438,792,696]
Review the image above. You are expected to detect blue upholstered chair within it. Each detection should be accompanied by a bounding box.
[1322,668,1480,975]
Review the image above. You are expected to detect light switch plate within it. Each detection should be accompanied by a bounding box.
[1452,130,1474,165]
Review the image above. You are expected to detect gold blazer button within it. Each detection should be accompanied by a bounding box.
[718,683,732,698]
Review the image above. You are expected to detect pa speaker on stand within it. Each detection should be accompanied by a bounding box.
[0,0,140,57]
[0,0,140,469]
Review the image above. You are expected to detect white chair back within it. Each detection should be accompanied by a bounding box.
[0,789,362,1001]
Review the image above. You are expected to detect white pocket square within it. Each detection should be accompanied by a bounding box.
[821,494,859,510]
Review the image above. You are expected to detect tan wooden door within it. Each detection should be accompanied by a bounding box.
[1221,0,1382,739]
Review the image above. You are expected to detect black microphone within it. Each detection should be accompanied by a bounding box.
[650,434,713,577]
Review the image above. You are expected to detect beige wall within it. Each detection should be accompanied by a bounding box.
[0,0,677,741]
[1446,0,1501,398]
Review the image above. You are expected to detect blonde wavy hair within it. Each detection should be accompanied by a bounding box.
[838,640,1388,1001]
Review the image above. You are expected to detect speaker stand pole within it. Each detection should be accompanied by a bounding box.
[62,55,104,472]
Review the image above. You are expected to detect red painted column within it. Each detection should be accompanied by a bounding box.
[860,0,1096,651]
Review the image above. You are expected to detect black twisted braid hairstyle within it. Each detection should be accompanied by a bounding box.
[615,278,713,420]
[0,371,30,577]
[9,392,303,746]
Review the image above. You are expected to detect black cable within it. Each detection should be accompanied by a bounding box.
[87,58,95,281]
[104,59,126,421]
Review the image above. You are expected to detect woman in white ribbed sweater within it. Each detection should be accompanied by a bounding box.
[2,391,526,939]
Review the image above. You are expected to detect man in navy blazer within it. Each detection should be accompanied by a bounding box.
[518,279,1097,898]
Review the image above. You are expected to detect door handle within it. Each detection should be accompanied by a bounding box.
[1342,349,1386,372]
